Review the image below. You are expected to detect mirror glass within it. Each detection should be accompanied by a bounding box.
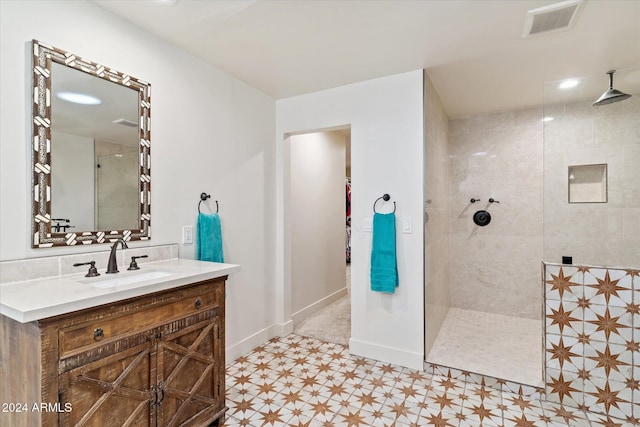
[51,62,140,231]
[32,40,151,247]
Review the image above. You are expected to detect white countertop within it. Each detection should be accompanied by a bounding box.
[0,258,240,323]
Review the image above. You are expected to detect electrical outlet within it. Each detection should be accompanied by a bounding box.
[182,226,193,244]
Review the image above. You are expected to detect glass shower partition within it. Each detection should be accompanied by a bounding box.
[541,67,639,420]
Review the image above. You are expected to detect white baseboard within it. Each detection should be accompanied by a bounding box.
[276,319,294,336]
[225,321,295,363]
[349,337,424,371]
[291,287,348,325]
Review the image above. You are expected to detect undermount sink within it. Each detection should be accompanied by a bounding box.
[80,270,174,289]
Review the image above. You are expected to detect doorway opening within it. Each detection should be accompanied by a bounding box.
[289,128,352,346]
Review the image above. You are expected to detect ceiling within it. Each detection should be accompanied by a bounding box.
[92,0,640,118]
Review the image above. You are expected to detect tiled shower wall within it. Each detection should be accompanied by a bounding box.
[449,107,543,320]
[423,71,451,355]
[95,140,140,231]
[543,92,640,267]
[544,262,639,421]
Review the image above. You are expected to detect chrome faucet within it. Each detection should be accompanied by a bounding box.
[106,239,128,274]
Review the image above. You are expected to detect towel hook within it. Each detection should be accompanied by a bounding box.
[198,193,219,214]
[373,194,396,213]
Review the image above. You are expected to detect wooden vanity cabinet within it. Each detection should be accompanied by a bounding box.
[0,277,227,427]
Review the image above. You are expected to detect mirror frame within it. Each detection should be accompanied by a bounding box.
[31,40,151,247]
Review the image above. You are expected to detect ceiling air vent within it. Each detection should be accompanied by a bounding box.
[522,0,584,37]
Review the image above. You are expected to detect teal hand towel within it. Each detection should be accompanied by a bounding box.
[196,213,224,263]
[370,212,398,293]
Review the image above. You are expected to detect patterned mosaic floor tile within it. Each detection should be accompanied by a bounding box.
[539,399,591,426]
[225,334,634,427]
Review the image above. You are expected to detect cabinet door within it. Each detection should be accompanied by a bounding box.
[58,341,156,427]
[156,317,223,427]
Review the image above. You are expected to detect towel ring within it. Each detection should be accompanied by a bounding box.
[373,194,396,213]
[198,193,219,213]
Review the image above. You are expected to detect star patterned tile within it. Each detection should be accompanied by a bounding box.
[583,269,632,308]
[545,334,583,373]
[222,333,633,427]
[544,264,640,424]
[546,265,583,302]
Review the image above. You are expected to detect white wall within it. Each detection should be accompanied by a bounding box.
[276,71,425,369]
[0,0,276,360]
[290,131,346,320]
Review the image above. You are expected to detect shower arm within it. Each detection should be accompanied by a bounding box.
[607,71,614,90]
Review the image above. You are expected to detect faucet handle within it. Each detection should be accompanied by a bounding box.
[74,261,100,277]
[128,255,148,270]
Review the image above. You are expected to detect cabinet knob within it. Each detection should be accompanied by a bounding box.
[194,298,202,309]
[93,328,104,341]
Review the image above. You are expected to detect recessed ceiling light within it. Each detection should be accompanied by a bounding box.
[542,116,554,122]
[559,79,579,89]
[153,0,179,5]
[56,91,101,105]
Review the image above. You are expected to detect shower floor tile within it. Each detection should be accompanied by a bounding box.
[426,308,543,387]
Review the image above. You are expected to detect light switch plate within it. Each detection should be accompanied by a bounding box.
[364,217,373,232]
[402,217,412,234]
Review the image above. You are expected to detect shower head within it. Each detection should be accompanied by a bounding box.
[593,70,631,106]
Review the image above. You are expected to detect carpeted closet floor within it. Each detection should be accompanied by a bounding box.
[294,265,351,346]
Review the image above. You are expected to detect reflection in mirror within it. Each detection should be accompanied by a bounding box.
[51,62,140,231]
[32,40,151,247]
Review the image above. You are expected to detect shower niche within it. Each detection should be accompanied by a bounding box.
[568,163,607,203]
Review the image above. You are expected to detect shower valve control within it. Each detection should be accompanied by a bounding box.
[473,210,491,227]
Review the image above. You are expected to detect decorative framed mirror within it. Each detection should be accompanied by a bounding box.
[31,40,151,247]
